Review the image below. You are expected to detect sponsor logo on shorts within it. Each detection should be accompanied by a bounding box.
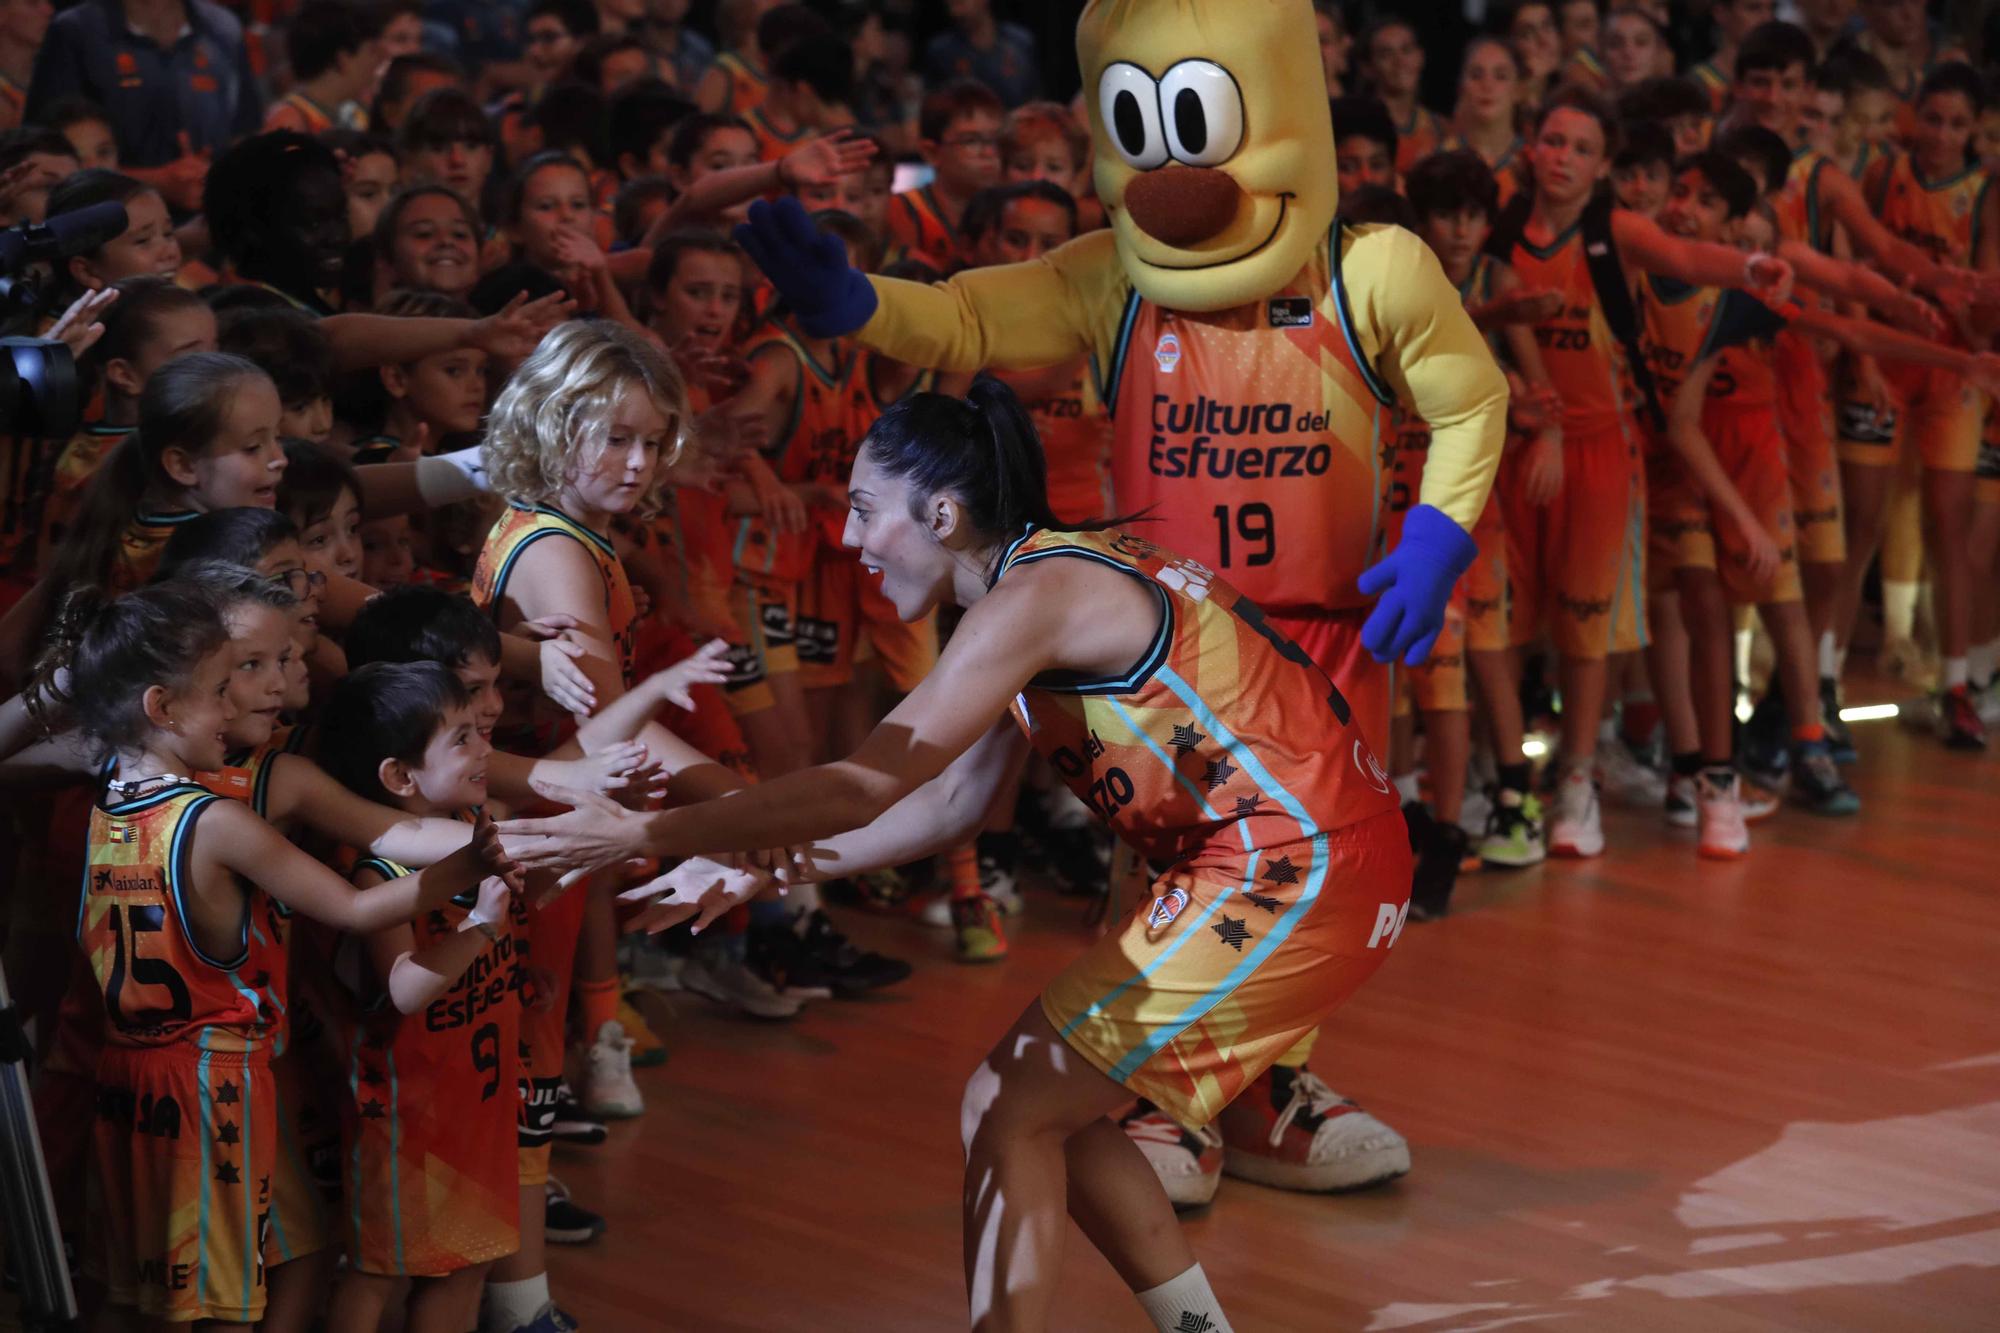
[1354,741,1390,794]
[1155,332,1183,374]
[1147,886,1189,931]
[1367,900,1409,949]
[1556,592,1613,622]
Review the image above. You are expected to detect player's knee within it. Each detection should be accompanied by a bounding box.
[960,1062,1004,1157]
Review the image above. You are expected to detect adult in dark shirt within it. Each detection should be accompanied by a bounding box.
[922,0,1040,108]
[26,0,260,208]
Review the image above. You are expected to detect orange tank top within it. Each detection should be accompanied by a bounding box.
[1866,151,1991,271]
[111,509,201,594]
[996,526,1399,884]
[996,359,1113,526]
[1641,276,1786,411]
[734,325,874,580]
[80,782,287,1054]
[713,50,769,116]
[1508,219,1636,439]
[1100,224,1395,614]
[886,186,959,275]
[472,502,637,682]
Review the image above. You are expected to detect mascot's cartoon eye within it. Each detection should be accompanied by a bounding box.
[1098,62,1168,170]
[1159,60,1244,168]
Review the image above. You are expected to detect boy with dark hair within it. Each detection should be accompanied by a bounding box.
[1556,0,1609,92]
[1363,17,1443,176]
[1617,75,1714,157]
[1612,118,1677,217]
[746,19,854,163]
[607,77,693,181]
[1728,18,1818,138]
[1690,0,1777,111]
[0,126,76,224]
[219,306,339,442]
[266,0,382,134]
[888,77,1003,273]
[1329,95,1398,197]
[370,51,466,134]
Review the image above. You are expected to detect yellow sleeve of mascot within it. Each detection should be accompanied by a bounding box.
[1340,224,1509,531]
[855,229,1132,375]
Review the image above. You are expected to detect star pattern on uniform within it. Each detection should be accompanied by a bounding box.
[1170,724,1206,755]
[1202,757,1237,791]
[215,1161,240,1186]
[361,1099,386,1120]
[1210,916,1251,952]
[1265,856,1300,887]
[1233,794,1263,818]
[1243,891,1282,914]
[215,1079,239,1106]
[214,1121,240,1147]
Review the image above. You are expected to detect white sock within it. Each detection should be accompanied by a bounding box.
[1393,771,1422,805]
[481,1274,549,1332]
[1944,655,1969,690]
[1733,627,1755,690]
[1969,637,2000,687]
[1135,1263,1234,1333]
[1884,580,1919,642]
[1818,630,1838,681]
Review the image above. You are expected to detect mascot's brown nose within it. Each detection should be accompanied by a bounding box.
[1123,166,1246,248]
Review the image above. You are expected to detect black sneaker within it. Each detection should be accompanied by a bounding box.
[543,1178,605,1244]
[796,909,912,996]
[746,921,836,1002]
[1821,677,1857,764]
[1408,818,1468,922]
[1942,684,1989,751]
[1740,690,1790,785]
[550,1086,607,1146]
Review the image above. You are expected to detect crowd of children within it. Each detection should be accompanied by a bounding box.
[0,0,1996,1330]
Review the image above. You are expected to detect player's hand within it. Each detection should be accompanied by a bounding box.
[735,196,878,338]
[1521,430,1564,506]
[501,786,654,877]
[1849,354,1893,416]
[470,808,526,892]
[470,875,515,928]
[45,286,119,359]
[539,633,597,716]
[780,129,878,190]
[648,638,733,710]
[1743,252,1793,304]
[467,290,576,360]
[1356,505,1477,665]
[618,857,773,935]
[1739,522,1783,586]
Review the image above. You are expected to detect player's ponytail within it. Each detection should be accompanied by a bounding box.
[861,377,1135,556]
[27,583,230,760]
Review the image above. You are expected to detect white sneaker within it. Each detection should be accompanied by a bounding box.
[1596,736,1666,808]
[1696,770,1749,860]
[1548,768,1604,858]
[1457,782,1493,838]
[680,952,803,1020]
[618,937,683,993]
[579,1020,643,1119]
[1119,1103,1223,1209]
[1664,773,1698,828]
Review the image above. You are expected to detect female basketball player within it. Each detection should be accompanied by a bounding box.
[500,380,1412,1333]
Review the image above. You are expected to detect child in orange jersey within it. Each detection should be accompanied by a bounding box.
[1837,64,1999,748]
[33,581,514,1329]
[695,0,781,116]
[1362,17,1443,176]
[263,1,380,135]
[887,78,1002,272]
[1447,36,1533,206]
[317,662,529,1333]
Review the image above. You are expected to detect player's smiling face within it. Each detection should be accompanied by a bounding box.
[1079,0,1339,312]
[843,448,957,621]
[408,703,492,811]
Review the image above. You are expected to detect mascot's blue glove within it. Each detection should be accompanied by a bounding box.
[733,196,878,338]
[1357,505,1477,665]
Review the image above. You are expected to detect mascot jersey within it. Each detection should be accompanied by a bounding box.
[845,0,1506,618]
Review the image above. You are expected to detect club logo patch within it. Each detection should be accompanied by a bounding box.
[1154,332,1183,374]
[1147,886,1190,931]
[1355,740,1391,794]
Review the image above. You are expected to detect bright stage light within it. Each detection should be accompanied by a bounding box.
[1838,704,1901,723]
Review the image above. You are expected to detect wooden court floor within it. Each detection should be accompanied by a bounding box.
[550,704,2000,1332]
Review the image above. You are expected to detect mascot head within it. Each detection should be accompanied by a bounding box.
[1078,0,1337,313]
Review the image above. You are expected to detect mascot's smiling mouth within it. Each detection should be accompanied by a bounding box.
[1138,193,1294,271]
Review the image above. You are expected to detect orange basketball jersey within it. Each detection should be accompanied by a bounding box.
[1864,151,1991,271]
[472,501,638,682]
[80,783,286,1054]
[995,526,1400,886]
[1641,276,1787,410]
[746,106,808,164]
[1507,222,1638,439]
[112,509,201,594]
[998,359,1113,525]
[735,325,875,580]
[339,847,527,1276]
[886,186,960,274]
[1100,224,1395,614]
[711,50,768,116]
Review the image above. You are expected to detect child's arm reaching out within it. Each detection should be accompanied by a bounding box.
[357,870,517,1015]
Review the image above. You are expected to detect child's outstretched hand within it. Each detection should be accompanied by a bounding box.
[469,875,515,931]
[467,290,577,360]
[651,638,732,710]
[780,129,877,189]
[471,809,526,892]
[538,633,597,716]
[45,287,119,359]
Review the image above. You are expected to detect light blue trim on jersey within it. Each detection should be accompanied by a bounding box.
[998,546,1173,694]
[238,1066,254,1312]
[1104,664,1329,1083]
[1100,288,1145,419]
[165,794,249,971]
[264,1080,301,1262]
[1055,697,1259,1043]
[197,1050,213,1299]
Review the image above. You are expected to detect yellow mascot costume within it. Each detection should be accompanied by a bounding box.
[739,0,1507,1201]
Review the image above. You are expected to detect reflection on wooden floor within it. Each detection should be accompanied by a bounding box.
[551,702,2000,1332]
